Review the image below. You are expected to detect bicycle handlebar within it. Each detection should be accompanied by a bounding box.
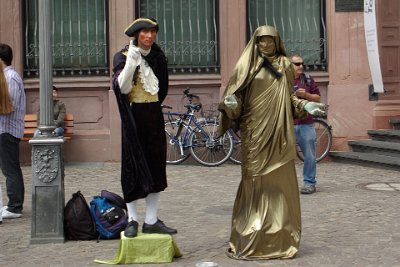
[183,88,199,100]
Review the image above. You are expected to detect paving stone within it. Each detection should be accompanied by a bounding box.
[0,161,400,266]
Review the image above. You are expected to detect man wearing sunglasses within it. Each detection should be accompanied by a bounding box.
[291,54,321,194]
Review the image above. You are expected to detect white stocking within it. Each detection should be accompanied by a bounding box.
[145,193,160,225]
[0,184,3,221]
[126,200,138,222]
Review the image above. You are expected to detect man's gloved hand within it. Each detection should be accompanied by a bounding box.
[224,95,238,109]
[304,102,326,117]
[118,39,141,94]
[127,39,141,62]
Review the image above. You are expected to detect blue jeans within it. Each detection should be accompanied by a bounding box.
[295,124,317,186]
[0,133,24,213]
[54,127,64,136]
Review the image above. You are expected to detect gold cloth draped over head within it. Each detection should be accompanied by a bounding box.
[218,25,290,135]
[221,25,304,260]
[223,25,287,98]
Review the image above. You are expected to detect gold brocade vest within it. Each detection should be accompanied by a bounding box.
[128,76,159,103]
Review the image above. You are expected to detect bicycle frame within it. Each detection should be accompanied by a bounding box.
[164,105,212,155]
[163,88,233,166]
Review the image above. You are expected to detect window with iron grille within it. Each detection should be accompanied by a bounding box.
[247,0,327,71]
[138,0,219,74]
[24,0,109,77]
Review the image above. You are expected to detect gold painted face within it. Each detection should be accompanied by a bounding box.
[257,36,276,57]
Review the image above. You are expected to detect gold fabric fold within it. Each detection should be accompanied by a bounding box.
[240,57,297,177]
[220,25,303,260]
[228,162,301,260]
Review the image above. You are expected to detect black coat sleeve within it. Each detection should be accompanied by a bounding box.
[156,55,169,104]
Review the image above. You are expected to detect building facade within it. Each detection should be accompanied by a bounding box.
[0,0,399,163]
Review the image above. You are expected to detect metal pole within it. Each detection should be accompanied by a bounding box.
[30,0,65,244]
[38,0,55,136]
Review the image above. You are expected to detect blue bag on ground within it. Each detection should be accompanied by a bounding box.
[90,190,128,239]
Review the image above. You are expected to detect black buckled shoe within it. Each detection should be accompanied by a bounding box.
[124,220,139,238]
[142,219,177,235]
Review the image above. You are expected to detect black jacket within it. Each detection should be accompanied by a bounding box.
[112,43,169,202]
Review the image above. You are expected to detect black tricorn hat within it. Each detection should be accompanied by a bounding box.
[124,17,159,37]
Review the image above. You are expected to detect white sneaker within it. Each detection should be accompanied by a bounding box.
[0,206,4,223]
[2,209,22,219]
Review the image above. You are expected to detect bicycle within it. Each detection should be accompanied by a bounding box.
[163,88,234,167]
[228,128,241,164]
[199,103,242,165]
[295,117,333,163]
[224,116,332,165]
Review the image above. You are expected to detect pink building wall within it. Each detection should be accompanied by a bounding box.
[1,0,397,162]
[326,1,376,151]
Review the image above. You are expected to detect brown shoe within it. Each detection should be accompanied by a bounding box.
[142,219,177,235]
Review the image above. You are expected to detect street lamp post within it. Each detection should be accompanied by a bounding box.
[29,0,65,244]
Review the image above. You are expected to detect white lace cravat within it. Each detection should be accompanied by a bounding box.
[139,48,159,95]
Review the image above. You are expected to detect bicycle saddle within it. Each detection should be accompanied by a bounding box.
[184,103,202,111]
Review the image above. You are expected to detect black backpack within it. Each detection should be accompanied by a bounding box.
[64,191,97,240]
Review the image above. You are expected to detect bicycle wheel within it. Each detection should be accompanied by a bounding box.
[229,129,241,164]
[296,118,332,163]
[189,120,233,167]
[165,121,190,164]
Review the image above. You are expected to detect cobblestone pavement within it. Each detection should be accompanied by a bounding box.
[1,160,400,267]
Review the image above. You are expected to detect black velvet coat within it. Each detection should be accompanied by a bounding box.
[112,43,169,202]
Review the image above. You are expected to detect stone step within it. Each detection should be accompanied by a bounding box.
[329,151,400,170]
[348,139,400,157]
[389,118,400,130]
[367,129,400,142]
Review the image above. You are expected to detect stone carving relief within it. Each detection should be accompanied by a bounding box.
[33,147,59,183]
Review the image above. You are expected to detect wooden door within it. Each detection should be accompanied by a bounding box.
[379,0,400,99]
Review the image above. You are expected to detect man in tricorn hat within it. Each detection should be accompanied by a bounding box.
[112,17,177,238]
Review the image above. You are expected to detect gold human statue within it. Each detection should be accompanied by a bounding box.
[218,25,325,260]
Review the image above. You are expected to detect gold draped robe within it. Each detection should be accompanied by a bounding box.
[219,25,308,260]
